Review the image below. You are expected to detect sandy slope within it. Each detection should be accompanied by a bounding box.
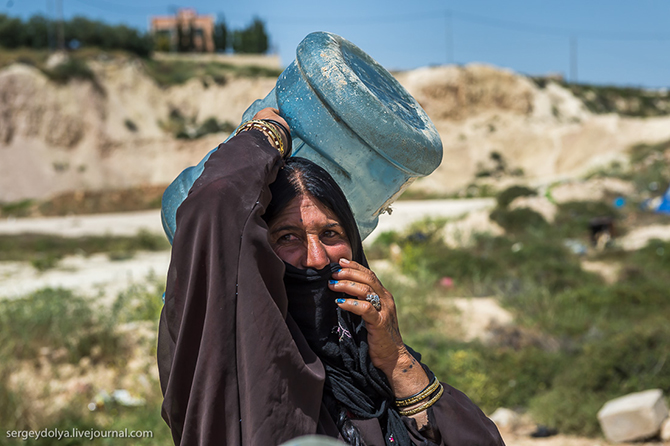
[3,61,670,203]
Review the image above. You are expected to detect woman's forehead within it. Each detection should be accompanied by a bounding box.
[271,195,339,225]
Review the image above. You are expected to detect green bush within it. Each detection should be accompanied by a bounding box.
[630,140,670,165]
[0,199,34,217]
[489,207,547,234]
[563,82,670,118]
[112,278,165,323]
[194,117,235,138]
[0,231,170,266]
[0,280,170,439]
[496,185,537,208]
[529,322,670,435]
[365,231,402,260]
[629,238,670,271]
[386,202,670,437]
[0,288,122,363]
[408,335,564,414]
[505,283,609,338]
[30,253,61,271]
[124,118,138,132]
[529,387,604,436]
[144,59,281,88]
[43,58,96,84]
[395,219,599,298]
[554,201,619,238]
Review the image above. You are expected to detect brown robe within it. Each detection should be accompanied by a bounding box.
[157,130,505,446]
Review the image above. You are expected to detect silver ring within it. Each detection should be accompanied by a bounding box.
[366,293,381,311]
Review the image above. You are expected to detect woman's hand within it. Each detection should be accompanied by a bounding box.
[251,107,291,154]
[329,258,429,399]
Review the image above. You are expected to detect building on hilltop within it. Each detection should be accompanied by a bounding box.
[150,8,215,53]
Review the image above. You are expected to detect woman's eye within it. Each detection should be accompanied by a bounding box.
[277,233,298,243]
[322,230,336,238]
[323,230,346,241]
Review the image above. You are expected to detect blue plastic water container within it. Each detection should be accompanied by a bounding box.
[161,32,443,242]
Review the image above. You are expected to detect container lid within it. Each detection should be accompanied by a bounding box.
[295,32,442,175]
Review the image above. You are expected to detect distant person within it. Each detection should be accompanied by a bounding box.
[157,108,505,446]
[589,216,615,250]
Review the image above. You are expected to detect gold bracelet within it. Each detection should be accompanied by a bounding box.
[395,376,440,407]
[235,121,282,154]
[397,384,444,416]
[234,120,286,157]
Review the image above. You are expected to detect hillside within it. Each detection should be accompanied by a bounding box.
[1,54,670,205]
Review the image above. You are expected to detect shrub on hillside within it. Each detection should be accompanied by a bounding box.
[409,335,565,414]
[529,321,670,436]
[43,58,96,83]
[496,185,537,208]
[554,201,619,238]
[0,288,121,363]
[489,207,547,234]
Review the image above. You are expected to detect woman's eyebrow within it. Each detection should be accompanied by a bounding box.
[271,224,301,234]
[271,222,341,234]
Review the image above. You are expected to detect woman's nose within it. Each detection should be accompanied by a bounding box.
[304,236,330,269]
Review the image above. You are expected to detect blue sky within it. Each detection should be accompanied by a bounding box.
[3,0,670,88]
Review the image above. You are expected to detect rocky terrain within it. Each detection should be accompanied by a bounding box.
[1,56,670,203]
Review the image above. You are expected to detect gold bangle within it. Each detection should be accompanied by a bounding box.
[235,120,286,157]
[397,384,444,416]
[395,376,440,407]
[235,121,281,152]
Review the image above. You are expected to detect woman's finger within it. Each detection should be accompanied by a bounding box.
[332,259,386,295]
[328,279,374,300]
[335,297,382,325]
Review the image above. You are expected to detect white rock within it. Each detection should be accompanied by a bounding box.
[597,389,668,443]
[441,209,504,248]
[489,407,520,430]
[660,417,670,442]
[508,196,557,223]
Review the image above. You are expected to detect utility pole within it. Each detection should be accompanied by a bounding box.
[570,35,578,83]
[46,0,56,51]
[55,0,65,51]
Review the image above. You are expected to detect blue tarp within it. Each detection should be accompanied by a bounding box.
[657,184,670,214]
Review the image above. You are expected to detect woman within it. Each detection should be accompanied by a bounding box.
[158,108,505,446]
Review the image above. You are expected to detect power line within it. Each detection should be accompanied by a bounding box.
[570,36,578,83]
[268,9,670,42]
[445,10,454,64]
[269,10,442,26]
[70,0,160,15]
[450,9,670,41]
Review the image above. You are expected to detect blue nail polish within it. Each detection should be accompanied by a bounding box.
[337,268,342,273]
[329,279,338,285]
[336,298,346,304]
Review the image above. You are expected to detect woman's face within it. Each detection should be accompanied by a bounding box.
[268,194,353,269]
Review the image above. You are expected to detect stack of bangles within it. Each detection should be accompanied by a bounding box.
[234,119,292,158]
[395,376,444,416]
